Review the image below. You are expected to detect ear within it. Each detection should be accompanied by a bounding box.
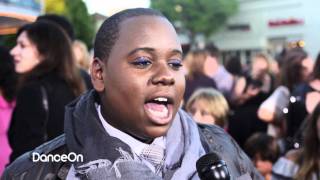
[91,57,105,92]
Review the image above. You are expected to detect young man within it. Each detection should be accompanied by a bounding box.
[2,8,262,180]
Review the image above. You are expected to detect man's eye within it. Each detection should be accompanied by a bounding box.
[130,57,152,68]
[168,59,183,70]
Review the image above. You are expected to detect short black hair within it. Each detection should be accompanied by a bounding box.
[205,43,220,58]
[94,8,164,61]
[225,56,243,76]
[244,132,279,163]
[37,14,75,41]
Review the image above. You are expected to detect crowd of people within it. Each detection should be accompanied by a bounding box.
[0,7,319,180]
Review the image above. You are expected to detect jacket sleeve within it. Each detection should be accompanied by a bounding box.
[8,83,47,162]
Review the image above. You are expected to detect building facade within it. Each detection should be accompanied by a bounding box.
[211,0,320,63]
[0,0,43,35]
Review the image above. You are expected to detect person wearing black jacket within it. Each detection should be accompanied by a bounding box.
[286,52,320,149]
[3,8,262,180]
[8,21,85,162]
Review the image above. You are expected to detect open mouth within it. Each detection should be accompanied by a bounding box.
[144,96,174,125]
[13,59,19,64]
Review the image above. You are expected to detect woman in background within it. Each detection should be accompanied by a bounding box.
[286,52,320,145]
[228,53,273,148]
[184,49,216,104]
[73,39,91,72]
[258,48,314,152]
[272,103,320,180]
[0,46,17,175]
[8,21,85,162]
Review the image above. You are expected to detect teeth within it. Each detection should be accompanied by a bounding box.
[154,97,168,102]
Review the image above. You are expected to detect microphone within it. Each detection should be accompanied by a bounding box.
[196,152,231,180]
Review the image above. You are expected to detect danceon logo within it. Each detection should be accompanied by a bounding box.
[32,152,83,162]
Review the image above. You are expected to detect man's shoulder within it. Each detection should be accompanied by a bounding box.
[197,124,264,180]
[2,134,69,180]
[198,123,249,159]
[198,124,237,151]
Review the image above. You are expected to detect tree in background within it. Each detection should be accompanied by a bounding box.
[151,0,238,45]
[45,0,94,48]
[45,0,66,14]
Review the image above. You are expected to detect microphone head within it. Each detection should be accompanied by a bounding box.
[196,153,221,170]
[196,152,230,180]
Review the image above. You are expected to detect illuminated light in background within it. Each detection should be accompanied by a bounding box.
[290,96,296,103]
[175,4,183,13]
[298,40,305,47]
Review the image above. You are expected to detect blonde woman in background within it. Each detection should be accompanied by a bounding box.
[73,40,91,72]
[186,88,229,129]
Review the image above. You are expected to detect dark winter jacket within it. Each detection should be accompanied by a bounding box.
[8,73,76,162]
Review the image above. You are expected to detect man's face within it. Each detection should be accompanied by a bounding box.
[93,16,185,141]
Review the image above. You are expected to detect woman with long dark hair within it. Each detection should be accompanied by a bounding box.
[285,50,317,148]
[8,21,85,162]
[272,103,320,179]
[257,48,314,153]
[280,48,313,92]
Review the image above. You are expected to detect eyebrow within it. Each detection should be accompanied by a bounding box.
[127,47,183,57]
[127,47,155,56]
[170,49,183,57]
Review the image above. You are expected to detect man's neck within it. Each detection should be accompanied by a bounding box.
[126,132,154,144]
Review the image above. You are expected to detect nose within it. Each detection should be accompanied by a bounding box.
[151,62,175,86]
[10,45,18,56]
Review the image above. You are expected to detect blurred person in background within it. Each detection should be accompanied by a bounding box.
[224,56,245,105]
[232,53,274,105]
[183,49,216,104]
[258,48,314,152]
[73,39,91,72]
[228,53,273,148]
[204,43,234,100]
[0,46,17,175]
[8,21,86,162]
[181,50,193,76]
[225,56,243,78]
[272,102,320,180]
[257,86,290,145]
[244,132,280,180]
[280,48,313,93]
[37,14,93,89]
[2,8,262,180]
[285,51,319,149]
[186,88,229,129]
